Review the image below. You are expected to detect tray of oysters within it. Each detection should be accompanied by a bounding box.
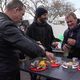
[29,57,48,72]
[61,57,79,69]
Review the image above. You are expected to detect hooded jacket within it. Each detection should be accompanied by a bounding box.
[27,20,55,52]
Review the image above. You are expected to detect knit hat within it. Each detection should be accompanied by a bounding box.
[35,7,48,18]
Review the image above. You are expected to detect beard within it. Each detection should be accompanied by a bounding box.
[39,18,47,23]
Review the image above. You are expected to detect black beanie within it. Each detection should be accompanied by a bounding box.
[35,7,48,18]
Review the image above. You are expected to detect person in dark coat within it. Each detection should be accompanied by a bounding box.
[27,7,58,52]
[62,12,80,59]
[27,7,58,80]
[0,1,54,80]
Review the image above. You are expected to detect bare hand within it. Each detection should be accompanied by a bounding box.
[62,44,70,51]
[45,51,55,61]
[67,38,76,46]
[39,45,45,50]
[36,41,41,45]
[52,42,58,48]
[37,41,45,50]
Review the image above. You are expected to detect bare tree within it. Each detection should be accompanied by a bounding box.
[0,0,76,23]
[0,0,8,12]
[22,0,75,23]
[21,0,49,17]
[48,0,76,23]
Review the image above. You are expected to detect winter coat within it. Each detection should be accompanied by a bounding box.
[62,19,80,59]
[27,21,55,52]
[0,12,45,72]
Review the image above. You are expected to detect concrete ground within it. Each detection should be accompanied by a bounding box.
[20,71,47,80]
[20,71,31,80]
[20,56,31,80]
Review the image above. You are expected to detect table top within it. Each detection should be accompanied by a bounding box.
[52,49,64,53]
[20,57,80,80]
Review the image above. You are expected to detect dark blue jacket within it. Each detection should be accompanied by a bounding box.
[62,19,80,59]
[0,12,45,72]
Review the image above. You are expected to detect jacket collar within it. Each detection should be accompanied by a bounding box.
[33,19,47,27]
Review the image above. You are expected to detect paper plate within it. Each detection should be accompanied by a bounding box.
[51,63,60,68]
[77,66,80,71]
[30,67,47,72]
[61,64,68,68]
[62,64,78,69]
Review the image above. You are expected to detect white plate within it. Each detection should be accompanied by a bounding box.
[61,62,78,69]
[61,64,68,68]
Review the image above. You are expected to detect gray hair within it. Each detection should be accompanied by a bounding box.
[65,12,77,19]
[5,0,25,10]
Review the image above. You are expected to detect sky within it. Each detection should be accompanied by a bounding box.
[49,0,80,9]
[67,0,80,9]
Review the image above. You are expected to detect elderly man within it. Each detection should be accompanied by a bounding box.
[0,0,54,80]
[62,12,80,59]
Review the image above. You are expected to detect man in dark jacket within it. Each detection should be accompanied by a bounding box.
[27,7,58,80]
[27,7,58,52]
[0,1,54,80]
[62,12,80,59]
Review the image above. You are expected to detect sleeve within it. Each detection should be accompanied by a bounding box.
[48,25,61,42]
[75,28,80,48]
[44,25,55,51]
[27,25,34,38]
[48,25,55,42]
[2,25,45,58]
[61,30,68,49]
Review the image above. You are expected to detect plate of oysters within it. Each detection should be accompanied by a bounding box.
[61,58,79,69]
[30,58,48,72]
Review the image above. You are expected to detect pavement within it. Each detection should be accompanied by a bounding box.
[20,71,48,80]
[20,71,30,80]
[20,56,31,80]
